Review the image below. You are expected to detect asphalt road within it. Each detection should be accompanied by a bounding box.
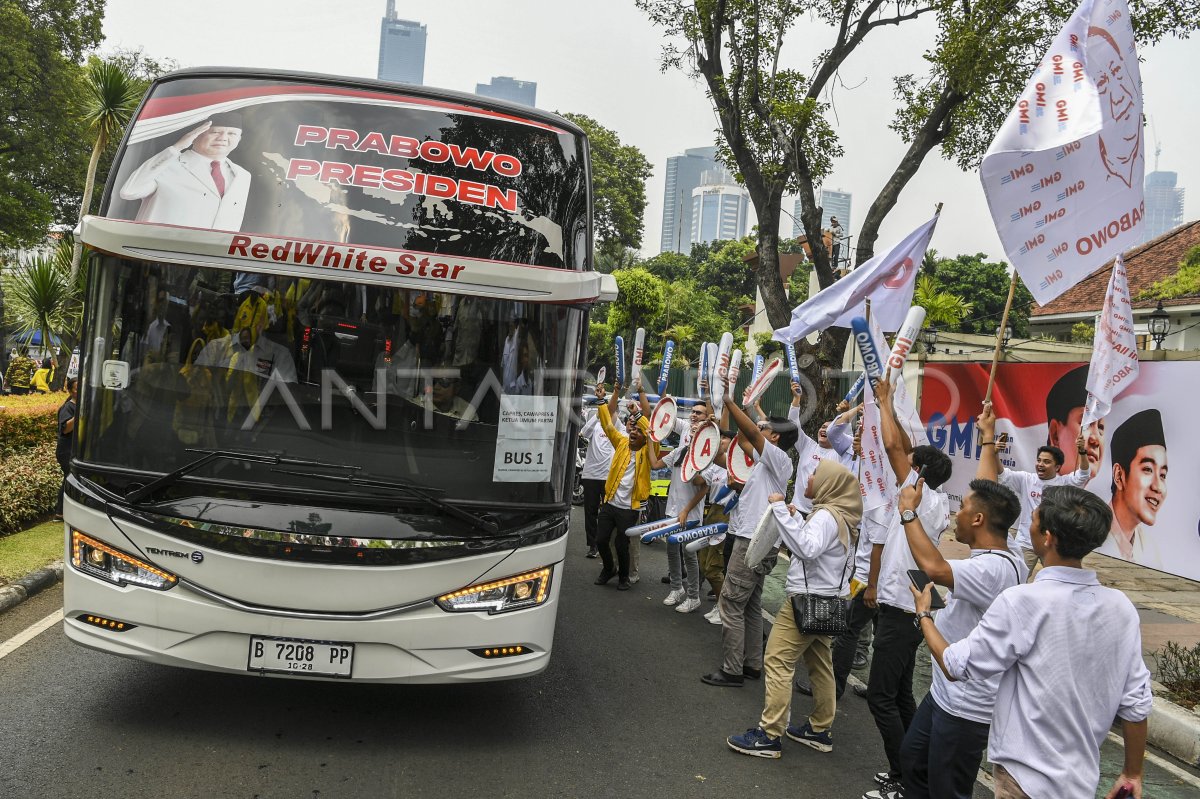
[1,510,1197,799]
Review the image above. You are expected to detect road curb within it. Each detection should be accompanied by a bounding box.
[1148,694,1200,768]
[0,561,64,615]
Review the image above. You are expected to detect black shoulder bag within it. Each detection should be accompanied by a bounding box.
[791,526,855,636]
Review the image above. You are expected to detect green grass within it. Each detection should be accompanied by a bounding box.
[0,519,65,583]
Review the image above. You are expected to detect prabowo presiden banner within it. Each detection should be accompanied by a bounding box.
[980,0,1144,305]
[921,362,1198,580]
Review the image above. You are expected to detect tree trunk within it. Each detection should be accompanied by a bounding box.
[70,135,105,282]
[856,87,964,264]
[752,190,791,332]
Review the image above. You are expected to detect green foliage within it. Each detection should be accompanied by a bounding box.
[1136,245,1200,301]
[561,113,652,257]
[753,332,783,358]
[608,267,667,343]
[694,238,757,313]
[2,235,85,352]
[0,442,62,536]
[1154,640,1200,710]
[640,251,692,283]
[1069,321,1095,345]
[930,253,1034,336]
[0,398,60,458]
[914,273,973,327]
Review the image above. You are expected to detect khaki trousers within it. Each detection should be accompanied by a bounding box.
[759,595,837,738]
[698,543,725,597]
[992,764,1032,799]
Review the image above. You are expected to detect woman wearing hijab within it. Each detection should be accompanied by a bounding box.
[726,458,864,758]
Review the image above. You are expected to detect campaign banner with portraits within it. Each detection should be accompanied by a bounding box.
[921,361,1196,581]
[100,74,589,273]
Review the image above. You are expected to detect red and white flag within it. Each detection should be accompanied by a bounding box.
[773,214,938,342]
[980,0,1144,305]
[1083,254,1138,426]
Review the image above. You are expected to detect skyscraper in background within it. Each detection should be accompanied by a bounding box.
[792,189,852,237]
[660,146,718,253]
[377,2,426,85]
[475,76,537,107]
[1143,171,1185,243]
[690,169,751,246]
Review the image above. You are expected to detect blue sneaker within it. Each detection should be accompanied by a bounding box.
[785,721,833,752]
[727,727,782,758]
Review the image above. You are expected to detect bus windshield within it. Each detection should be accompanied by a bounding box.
[77,256,585,508]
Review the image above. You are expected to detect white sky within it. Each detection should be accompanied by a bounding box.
[102,0,1197,262]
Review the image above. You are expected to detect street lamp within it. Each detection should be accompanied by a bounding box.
[997,324,1013,349]
[921,324,939,354]
[1148,300,1170,350]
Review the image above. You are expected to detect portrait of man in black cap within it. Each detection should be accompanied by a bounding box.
[119,112,251,231]
[1104,408,1168,569]
[1044,364,1105,480]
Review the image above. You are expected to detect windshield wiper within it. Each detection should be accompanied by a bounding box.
[126,449,362,504]
[271,468,499,535]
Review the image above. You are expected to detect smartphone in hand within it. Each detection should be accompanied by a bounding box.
[907,569,946,610]
[1111,785,1134,799]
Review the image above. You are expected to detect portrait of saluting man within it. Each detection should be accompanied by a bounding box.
[1105,408,1168,570]
[119,112,251,231]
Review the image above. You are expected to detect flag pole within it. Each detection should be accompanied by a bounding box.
[984,272,1019,404]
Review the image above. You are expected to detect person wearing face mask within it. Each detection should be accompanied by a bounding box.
[977,404,1088,577]
[119,113,252,232]
[726,459,863,758]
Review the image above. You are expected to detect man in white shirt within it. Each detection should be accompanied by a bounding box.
[915,485,1153,799]
[646,397,713,613]
[977,404,1088,574]
[701,396,797,688]
[119,114,251,232]
[861,374,953,799]
[579,404,616,559]
[895,476,1026,799]
[195,294,297,383]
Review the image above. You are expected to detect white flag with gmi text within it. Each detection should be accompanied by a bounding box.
[980,0,1144,305]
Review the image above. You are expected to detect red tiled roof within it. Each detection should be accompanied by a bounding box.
[1032,219,1200,317]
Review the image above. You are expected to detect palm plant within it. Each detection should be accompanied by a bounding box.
[2,237,85,381]
[914,273,973,328]
[69,59,145,280]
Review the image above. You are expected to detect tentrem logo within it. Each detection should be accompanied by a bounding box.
[1075,202,1144,256]
[228,235,467,280]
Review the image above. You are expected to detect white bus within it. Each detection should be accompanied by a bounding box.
[63,68,615,682]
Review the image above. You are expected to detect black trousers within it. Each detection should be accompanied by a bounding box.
[596,503,639,581]
[900,695,991,799]
[866,603,924,778]
[581,478,605,549]
[56,455,69,514]
[830,590,877,696]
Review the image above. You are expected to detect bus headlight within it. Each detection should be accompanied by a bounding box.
[70,530,178,591]
[436,567,552,614]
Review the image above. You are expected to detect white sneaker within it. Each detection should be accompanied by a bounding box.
[663,588,685,606]
[629,572,640,584]
[707,607,724,625]
[675,597,701,613]
[703,606,719,620]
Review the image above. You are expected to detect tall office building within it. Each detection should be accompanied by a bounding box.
[690,170,751,246]
[475,76,537,107]
[792,189,852,237]
[660,146,718,253]
[1143,171,1185,242]
[377,2,426,85]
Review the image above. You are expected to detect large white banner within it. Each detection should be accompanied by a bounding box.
[980,0,1144,305]
[1083,254,1139,426]
[774,214,938,341]
[921,362,1196,581]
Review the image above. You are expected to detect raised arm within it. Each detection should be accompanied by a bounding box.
[976,403,1003,482]
[726,395,766,455]
[874,374,914,485]
[826,403,859,457]
[898,479,954,589]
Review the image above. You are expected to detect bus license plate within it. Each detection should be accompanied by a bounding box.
[247,637,354,677]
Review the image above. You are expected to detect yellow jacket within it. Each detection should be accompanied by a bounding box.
[31,367,53,393]
[598,404,659,510]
